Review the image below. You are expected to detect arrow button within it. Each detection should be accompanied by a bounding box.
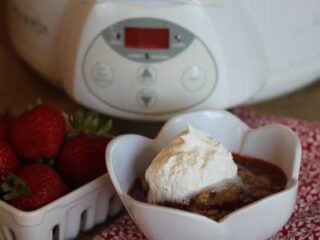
[137,89,157,108]
[141,96,152,106]
[142,69,152,79]
[138,67,156,86]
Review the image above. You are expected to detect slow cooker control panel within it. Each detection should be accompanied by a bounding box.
[83,18,217,114]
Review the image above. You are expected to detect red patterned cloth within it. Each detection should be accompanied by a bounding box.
[93,109,320,240]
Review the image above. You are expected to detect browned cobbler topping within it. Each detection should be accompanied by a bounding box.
[128,153,287,221]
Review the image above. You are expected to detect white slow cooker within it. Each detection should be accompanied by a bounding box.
[6,0,320,121]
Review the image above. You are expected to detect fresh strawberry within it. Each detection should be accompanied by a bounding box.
[0,142,20,178]
[2,163,69,211]
[58,134,111,188]
[10,104,65,161]
[58,110,113,188]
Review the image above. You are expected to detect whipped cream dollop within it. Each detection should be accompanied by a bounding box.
[145,125,238,203]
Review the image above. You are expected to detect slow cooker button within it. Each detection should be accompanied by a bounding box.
[182,66,206,91]
[137,89,157,108]
[137,66,157,86]
[91,63,114,87]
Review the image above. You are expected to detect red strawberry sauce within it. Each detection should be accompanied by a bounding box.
[129,153,288,221]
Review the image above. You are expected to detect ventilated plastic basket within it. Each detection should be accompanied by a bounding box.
[0,173,122,240]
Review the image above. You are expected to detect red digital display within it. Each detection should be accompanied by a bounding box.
[125,27,170,49]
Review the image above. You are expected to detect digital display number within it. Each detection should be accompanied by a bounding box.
[125,27,170,49]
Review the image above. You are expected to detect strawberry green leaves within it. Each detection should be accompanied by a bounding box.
[1,173,31,201]
[69,110,112,136]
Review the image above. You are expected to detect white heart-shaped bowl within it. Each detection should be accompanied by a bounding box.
[106,110,301,240]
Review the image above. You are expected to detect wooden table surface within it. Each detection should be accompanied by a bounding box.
[1,2,320,239]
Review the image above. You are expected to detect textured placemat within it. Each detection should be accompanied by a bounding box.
[93,108,320,240]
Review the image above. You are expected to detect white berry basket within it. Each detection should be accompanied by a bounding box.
[0,173,122,240]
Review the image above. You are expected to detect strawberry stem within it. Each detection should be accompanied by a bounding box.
[37,158,55,167]
[69,110,113,136]
[1,173,31,201]
[26,98,43,111]
[97,120,112,135]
